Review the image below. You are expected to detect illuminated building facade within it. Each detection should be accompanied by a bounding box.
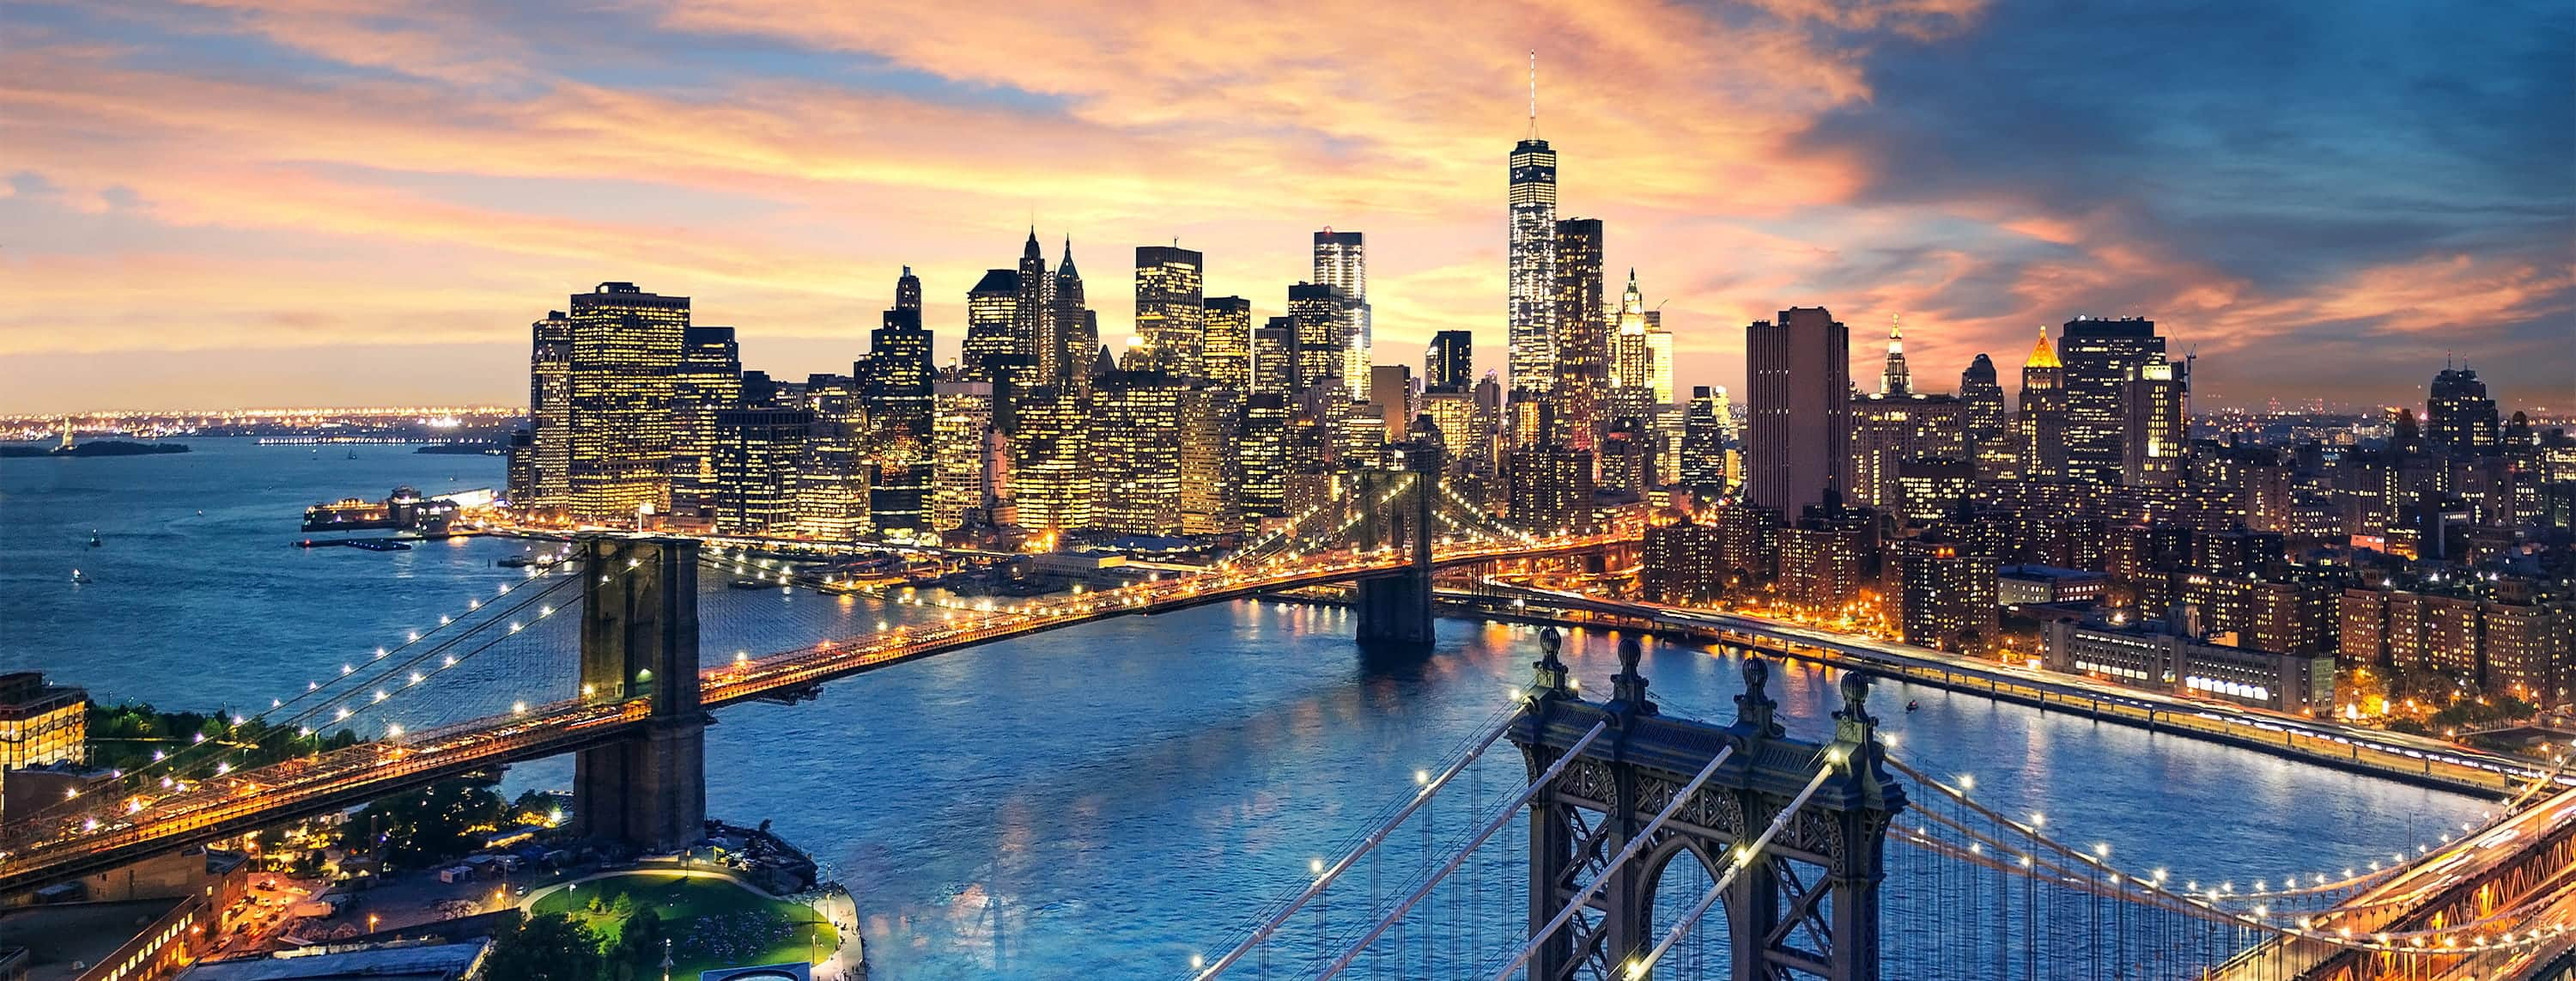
[2121,362,2189,486]
[2427,365,2500,455]
[930,380,996,533]
[1135,246,1206,377]
[1552,217,1606,449]
[1507,446,1592,533]
[2017,326,2069,479]
[1179,386,1244,534]
[963,269,1020,384]
[670,326,744,515]
[1643,515,1727,604]
[1746,307,1851,515]
[2057,315,2166,484]
[1091,372,1185,535]
[1202,296,1254,392]
[1508,137,1558,395]
[1016,231,1054,384]
[566,282,689,521]
[1893,536,1995,652]
[711,408,812,536]
[1681,387,1726,487]
[1313,229,1370,393]
[1285,282,1350,397]
[1240,393,1289,517]
[1427,331,1473,392]
[2048,612,2334,714]
[1252,319,1296,398]
[1009,387,1091,532]
[1850,392,1966,512]
[0,673,86,767]
[519,311,574,510]
[1960,353,2007,443]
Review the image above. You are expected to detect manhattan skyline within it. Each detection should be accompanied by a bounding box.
[3,1,2571,414]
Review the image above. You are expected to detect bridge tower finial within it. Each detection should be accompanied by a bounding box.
[1608,636,1656,719]
[1734,655,1783,738]
[1528,626,1573,701]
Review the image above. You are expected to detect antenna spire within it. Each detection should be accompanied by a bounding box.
[1527,50,1539,137]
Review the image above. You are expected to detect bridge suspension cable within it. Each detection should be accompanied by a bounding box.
[1191,703,1524,980]
[1313,718,1610,978]
[1629,758,1841,979]
[1489,743,1740,979]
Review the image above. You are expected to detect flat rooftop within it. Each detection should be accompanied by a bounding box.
[0,899,185,981]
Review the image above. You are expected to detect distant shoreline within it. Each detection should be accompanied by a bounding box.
[0,440,191,458]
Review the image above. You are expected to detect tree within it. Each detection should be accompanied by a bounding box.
[485,911,605,981]
[610,909,666,981]
[339,778,508,865]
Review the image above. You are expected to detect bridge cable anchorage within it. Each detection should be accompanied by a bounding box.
[1190,704,1526,980]
[1313,719,1612,979]
[1489,743,1740,980]
[2,562,592,836]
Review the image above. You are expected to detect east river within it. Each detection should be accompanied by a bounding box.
[0,440,2489,978]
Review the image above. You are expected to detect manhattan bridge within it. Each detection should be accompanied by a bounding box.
[5,460,2572,979]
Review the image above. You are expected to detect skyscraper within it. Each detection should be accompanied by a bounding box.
[1682,387,1726,487]
[1202,296,1254,391]
[1252,318,1296,398]
[1426,330,1473,392]
[1178,387,1244,534]
[2121,362,2189,486]
[1091,370,1185,535]
[1314,229,1370,392]
[710,406,811,536]
[669,325,744,516]
[1135,246,1205,377]
[930,380,996,532]
[565,282,689,521]
[1285,282,1350,397]
[520,311,574,510]
[1508,137,1558,396]
[2057,315,2166,483]
[1017,229,1054,381]
[2427,364,2500,455]
[2018,326,2069,479]
[1008,387,1091,533]
[1746,307,1851,515]
[1050,241,1090,388]
[1552,217,1607,449]
[1960,353,2007,444]
[864,268,933,437]
[963,269,1020,383]
[1607,270,1655,424]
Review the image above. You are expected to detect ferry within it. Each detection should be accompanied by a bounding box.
[70,569,91,585]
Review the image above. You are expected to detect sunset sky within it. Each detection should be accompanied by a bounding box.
[2,0,2568,414]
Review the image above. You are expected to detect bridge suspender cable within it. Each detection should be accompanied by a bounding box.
[1626,758,1840,980]
[1488,744,1740,980]
[1314,720,1612,979]
[1191,705,1525,980]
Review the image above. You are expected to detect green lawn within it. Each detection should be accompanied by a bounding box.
[531,873,837,977]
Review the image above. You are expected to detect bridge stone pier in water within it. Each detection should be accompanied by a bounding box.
[571,534,707,853]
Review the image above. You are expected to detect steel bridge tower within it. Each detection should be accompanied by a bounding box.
[1352,447,1442,649]
[1514,630,1906,980]
[572,534,708,852]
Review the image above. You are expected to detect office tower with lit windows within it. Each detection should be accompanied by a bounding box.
[2427,365,2500,455]
[1179,386,1244,534]
[1014,231,1054,382]
[930,380,996,533]
[0,673,87,768]
[2122,362,2190,486]
[1202,296,1254,392]
[1682,387,1727,487]
[963,269,1020,383]
[1960,353,2006,443]
[519,311,575,510]
[793,411,870,541]
[1746,307,1850,515]
[710,407,812,535]
[1508,445,1593,533]
[1091,371,1186,535]
[1508,137,1558,395]
[1895,535,1998,652]
[1049,241,1090,389]
[1421,387,1488,478]
[2057,315,2166,483]
[1285,282,1350,396]
[1426,331,1473,392]
[1252,318,1296,397]
[1240,393,1289,518]
[1850,325,1966,509]
[1136,246,1206,377]
[865,268,934,437]
[1552,217,1607,448]
[2018,326,2069,479]
[1008,387,1091,533]
[669,326,744,515]
[1607,270,1656,425]
[565,282,690,521]
[1313,229,1370,392]
[1597,418,1653,494]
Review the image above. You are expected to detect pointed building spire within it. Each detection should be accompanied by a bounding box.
[1527,50,1540,138]
[1024,226,1042,259]
[2025,323,2061,369]
[1056,236,1078,277]
[1879,313,1911,396]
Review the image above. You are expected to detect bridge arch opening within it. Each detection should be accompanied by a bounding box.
[1638,836,1735,980]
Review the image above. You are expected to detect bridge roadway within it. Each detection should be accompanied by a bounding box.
[0,536,1620,897]
[1470,583,2564,796]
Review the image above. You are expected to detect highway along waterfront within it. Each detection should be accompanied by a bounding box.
[0,439,2497,977]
